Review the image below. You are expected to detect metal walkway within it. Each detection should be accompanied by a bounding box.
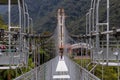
[14,55,100,80]
[53,56,70,80]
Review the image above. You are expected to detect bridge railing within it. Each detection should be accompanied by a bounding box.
[14,55,100,80]
[14,57,56,80]
[65,56,100,80]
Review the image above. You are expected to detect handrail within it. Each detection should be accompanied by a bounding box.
[14,57,56,80]
[66,56,100,80]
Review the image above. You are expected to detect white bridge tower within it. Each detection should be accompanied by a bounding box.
[57,8,65,57]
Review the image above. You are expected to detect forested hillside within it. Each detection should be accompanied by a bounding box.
[1,0,120,34]
[98,0,120,30]
[26,0,91,34]
[26,0,120,34]
[5,0,90,34]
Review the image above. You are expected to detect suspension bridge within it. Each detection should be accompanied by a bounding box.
[0,0,120,80]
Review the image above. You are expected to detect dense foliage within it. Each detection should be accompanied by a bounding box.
[1,0,91,34]
[26,0,91,34]
[0,16,7,30]
[4,0,119,35]
[74,59,120,80]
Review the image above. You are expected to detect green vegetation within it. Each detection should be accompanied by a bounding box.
[0,69,15,80]
[0,58,35,80]
[0,16,7,30]
[39,34,56,64]
[5,0,120,35]
[98,0,120,30]
[73,59,90,67]
[73,58,120,80]
[0,0,18,4]
[5,0,91,34]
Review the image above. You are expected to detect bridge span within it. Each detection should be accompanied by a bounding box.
[1,0,120,80]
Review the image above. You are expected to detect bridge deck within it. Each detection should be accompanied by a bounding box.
[14,55,100,80]
[53,56,70,80]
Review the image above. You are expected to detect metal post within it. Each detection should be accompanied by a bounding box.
[25,12,29,56]
[34,39,36,68]
[8,0,12,68]
[89,8,93,62]
[92,0,96,62]
[81,41,83,67]
[101,38,104,80]
[18,0,22,65]
[22,0,27,66]
[22,0,26,33]
[96,0,100,61]
[91,0,95,61]
[29,18,33,34]
[117,55,119,80]
[116,37,119,80]
[90,0,94,30]
[86,12,89,68]
[25,12,29,33]
[86,12,88,49]
[25,4,29,33]
[18,0,22,34]
[92,0,96,31]
[90,0,94,63]
[106,0,110,65]
[24,4,30,68]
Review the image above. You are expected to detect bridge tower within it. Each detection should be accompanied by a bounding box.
[57,8,65,59]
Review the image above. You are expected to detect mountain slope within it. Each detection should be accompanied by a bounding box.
[1,0,120,35]
[0,0,91,34]
[25,0,91,34]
